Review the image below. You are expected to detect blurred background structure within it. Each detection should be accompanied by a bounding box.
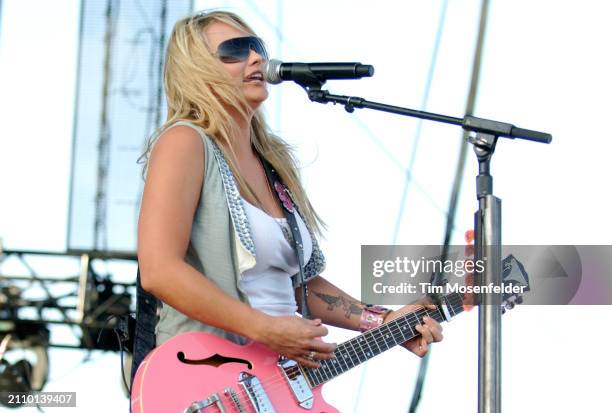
[0,0,611,412]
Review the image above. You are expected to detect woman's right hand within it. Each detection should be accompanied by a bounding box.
[255,315,337,368]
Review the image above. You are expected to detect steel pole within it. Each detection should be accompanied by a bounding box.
[476,194,502,413]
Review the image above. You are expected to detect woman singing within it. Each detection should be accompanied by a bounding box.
[137,10,443,373]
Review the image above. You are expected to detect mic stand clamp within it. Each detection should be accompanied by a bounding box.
[293,74,365,114]
[305,88,366,114]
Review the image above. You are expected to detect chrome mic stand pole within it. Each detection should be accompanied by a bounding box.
[472,133,502,413]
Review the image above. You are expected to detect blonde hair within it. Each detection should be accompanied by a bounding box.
[140,10,324,236]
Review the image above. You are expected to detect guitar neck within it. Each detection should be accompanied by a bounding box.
[303,293,464,387]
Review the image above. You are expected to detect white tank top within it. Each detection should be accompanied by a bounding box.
[239,197,313,316]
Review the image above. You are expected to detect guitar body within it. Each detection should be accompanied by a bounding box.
[131,331,338,413]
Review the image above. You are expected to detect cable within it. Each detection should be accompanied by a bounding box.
[154,0,167,129]
[94,0,120,252]
[114,328,130,396]
[391,0,450,243]
[352,2,450,411]
[66,0,86,251]
[408,1,491,412]
[96,314,131,395]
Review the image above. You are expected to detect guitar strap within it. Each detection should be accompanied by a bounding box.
[260,156,312,319]
[129,268,159,390]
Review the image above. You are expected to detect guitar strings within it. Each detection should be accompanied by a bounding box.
[206,301,463,410]
[197,304,461,410]
[298,295,462,386]
[216,307,445,410]
[219,298,464,409]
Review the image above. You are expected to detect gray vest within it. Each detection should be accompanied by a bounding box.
[154,121,326,346]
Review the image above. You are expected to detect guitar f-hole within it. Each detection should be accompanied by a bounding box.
[176,351,253,369]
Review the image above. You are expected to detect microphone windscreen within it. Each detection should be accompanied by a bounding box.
[263,59,282,84]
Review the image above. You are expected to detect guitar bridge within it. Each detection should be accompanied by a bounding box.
[183,392,227,413]
[239,371,276,412]
[278,357,314,409]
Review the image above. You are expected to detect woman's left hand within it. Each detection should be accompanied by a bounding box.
[383,303,444,357]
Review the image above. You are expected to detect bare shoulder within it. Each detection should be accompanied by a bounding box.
[149,125,204,164]
[145,124,206,197]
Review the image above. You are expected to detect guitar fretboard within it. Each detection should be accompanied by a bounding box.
[304,293,464,387]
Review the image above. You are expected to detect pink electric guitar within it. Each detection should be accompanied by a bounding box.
[131,271,526,413]
[131,245,529,413]
[131,296,461,413]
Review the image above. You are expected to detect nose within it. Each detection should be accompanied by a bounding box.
[247,47,265,65]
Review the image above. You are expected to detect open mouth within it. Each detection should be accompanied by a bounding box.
[245,71,264,82]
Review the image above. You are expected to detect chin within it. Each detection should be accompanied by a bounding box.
[246,93,269,110]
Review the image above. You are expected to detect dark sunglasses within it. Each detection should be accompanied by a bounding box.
[215,36,268,63]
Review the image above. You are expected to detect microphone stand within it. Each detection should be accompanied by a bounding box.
[293,79,551,413]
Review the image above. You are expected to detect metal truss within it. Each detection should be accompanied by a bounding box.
[0,249,136,352]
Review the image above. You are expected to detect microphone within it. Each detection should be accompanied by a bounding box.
[263,59,374,85]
